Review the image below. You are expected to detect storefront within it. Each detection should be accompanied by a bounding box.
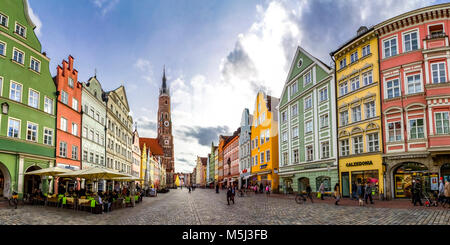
[393,162,430,198]
[442,163,450,182]
[339,155,384,198]
[279,165,338,195]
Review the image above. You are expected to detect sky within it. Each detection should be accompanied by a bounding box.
[27,0,447,173]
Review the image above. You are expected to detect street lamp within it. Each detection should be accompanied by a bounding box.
[2,102,9,115]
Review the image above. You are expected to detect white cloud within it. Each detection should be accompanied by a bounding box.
[27,2,42,37]
[91,0,120,16]
[134,58,154,83]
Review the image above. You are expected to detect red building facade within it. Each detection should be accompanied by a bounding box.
[223,128,240,187]
[376,4,450,199]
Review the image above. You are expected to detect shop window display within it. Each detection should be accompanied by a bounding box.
[394,162,430,198]
[351,170,379,196]
[316,176,331,192]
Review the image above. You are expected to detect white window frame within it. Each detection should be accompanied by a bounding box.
[435,112,449,135]
[367,133,379,152]
[44,97,53,114]
[364,101,376,119]
[29,56,41,73]
[72,123,78,136]
[72,98,78,111]
[303,71,312,86]
[383,36,398,58]
[260,152,264,164]
[321,141,330,159]
[292,149,299,163]
[12,47,24,65]
[388,121,403,142]
[362,44,371,57]
[362,71,373,86]
[292,126,299,138]
[68,77,74,88]
[28,88,39,109]
[340,110,349,126]
[320,113,329,128]
[291,82,298,95]
[43,127,53,145]
[339,58,347,69]
[409,118,425,139]
[352,105,361,123]
[26,121,38,142]
[306,145,313,161]
[340,139,349,156]
[61,90,68,105]
[14,22,26,38]
[291,103,298,117]
[0,40,6,56]
[431,62,447,84]
[60,117,67,132]
[350,50,358,63]
[59,142,67,158]
[0,76,3,97]
[7,117,21,139]
[319,87,328,102]
[304,95,312,110]
[72,145,78,160]
[352,136,363,154]
[339,81,348,96]
[305,120,313,134]
[386,78,401,99]
[0,12,8,28]
[350,76,360,91]
[282,131,288,142]
[402,29,420,53]
[9,80,22,102]
[406,73,422,94]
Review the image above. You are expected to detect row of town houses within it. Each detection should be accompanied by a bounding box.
[0,0,174,198]
[192,3,450,200]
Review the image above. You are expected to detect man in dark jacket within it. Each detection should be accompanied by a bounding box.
[226,186,232,205]
[413,179,423,206]
[306,184,313,203]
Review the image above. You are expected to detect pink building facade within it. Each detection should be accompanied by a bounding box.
[376,4,450,199]
[223,128,240,187]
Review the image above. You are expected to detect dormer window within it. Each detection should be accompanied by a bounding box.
[15,23,26,38]
[0,13,8,27]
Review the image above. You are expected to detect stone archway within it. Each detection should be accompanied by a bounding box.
[0,162,12,198]
[298,177,310,193]
[391,162,429,199]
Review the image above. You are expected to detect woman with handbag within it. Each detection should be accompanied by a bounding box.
[319,183,325,200]
[334,183,341,205]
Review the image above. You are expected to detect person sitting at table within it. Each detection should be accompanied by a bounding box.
[122,187,128,197]
[58,183,65,195]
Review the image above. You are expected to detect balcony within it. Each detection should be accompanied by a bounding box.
[423,32,448,51]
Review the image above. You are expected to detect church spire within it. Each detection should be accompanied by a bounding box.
[161,65,168,95]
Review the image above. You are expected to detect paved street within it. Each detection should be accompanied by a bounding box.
[0,188,449,225]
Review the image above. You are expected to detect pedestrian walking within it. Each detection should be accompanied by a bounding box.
[438,177,445,205]
[216,184,219,194]
[413,179,423,206]
[188,186,191,193]
[226,186,233,205]
[231,185,236,204]
[444,179,450,208]
[319,182,325,200]
[351,182,357,200]
[254,185,258,194]
[334,183,341,205]
[260,183,264,194]
[265,185,270,195]
[411,179,416,204]
[306,184,313,203]
[364,182,374,204]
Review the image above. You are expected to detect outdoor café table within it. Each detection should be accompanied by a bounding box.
[46,196,59,207]
[77,198,92,211]
[65,197,76,209]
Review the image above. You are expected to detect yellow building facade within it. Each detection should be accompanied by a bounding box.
[140,144,147,186]
[331,27,384,198]
[250,92,280,190]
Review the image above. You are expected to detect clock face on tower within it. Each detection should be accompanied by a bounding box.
[164,140,169,145]
[164,121,169,127]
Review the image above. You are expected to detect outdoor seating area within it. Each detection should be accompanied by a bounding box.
[22,166,148,214]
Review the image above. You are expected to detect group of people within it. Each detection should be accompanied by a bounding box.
[437,177,450,207]
[350,182,376,205]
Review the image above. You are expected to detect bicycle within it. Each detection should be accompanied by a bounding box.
[295,193,307,204]
[8,191,19,209]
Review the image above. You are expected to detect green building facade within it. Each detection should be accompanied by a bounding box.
[209,143,217,186]
[0,0,56,198]
[277,47,338,194]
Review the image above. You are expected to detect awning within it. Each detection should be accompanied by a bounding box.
[257,170,272,175]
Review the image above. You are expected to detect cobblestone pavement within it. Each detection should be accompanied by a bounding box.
[0,188,449,225]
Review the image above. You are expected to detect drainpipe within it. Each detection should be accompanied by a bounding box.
[329,53,340,196]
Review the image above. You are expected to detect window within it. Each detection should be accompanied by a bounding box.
[82,126,88,138]
[403,31,419,52]
[435,112,449,135]
[291,104,298,117]
[319,87,328,102]
[292,126,299,138]
[362,45,371,57]
[26,122,37,142]
[293,149,299,163]
[0,42,5,56]
[72,123,78,136]
[10,81,22,102]
[12,48,24,64]
[100,156,105,166]
[388,121,402,142]
[353,136,363,154]
[351,77,360,91]
[59,142,67,157]
[409,119,424,139]
[350,51,358,63]
[60,118,67,132]
[362,71,373,86]
[255,137,258,147]
[28,89,39,109]
[340,139,349,156]
[83,150,88,161]
[282,131,288,142]
[383,37,397,58]
[30,58,40,73]
[72,146,78,160]
[61,90,68,104]
[68,77,74,88]
[305,120,313,133]
[304,71,312,86]
[72,98,78,111]
[260,152,264,164]
[321,142,329,159]
[367,133,379,152]
[90,108,95,117]
[0,13,7,27]
[320,114,329,128]
[352,105,361,122]
[260,132,264,145]
[15,23,26,37]
[89,152,94,162]
[365,101,376,119]
[340,111,349,126]
[44,128,53,145]
[282,152,288,166]
[266,150,270,162]
[431,63,446,84]
[339,82,348,96]
[304,96,312,110]
[255,155,258,166]
[95,154,99,164]
[43,97,53,114]
[291,82,298,95]
[340,58,347,69]
[386,79,400,99]
[265,129,269,142]
[306,146,313,161]
[407,74,422,94]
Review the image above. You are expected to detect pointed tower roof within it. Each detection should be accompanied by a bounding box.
[160,66,169,95]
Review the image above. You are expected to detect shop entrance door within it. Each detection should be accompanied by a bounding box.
[341,172,350,197]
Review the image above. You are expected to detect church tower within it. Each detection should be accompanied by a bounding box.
[157,67,175,187]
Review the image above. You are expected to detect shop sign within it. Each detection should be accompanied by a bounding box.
[430,174,439,191]
[346,161,373,167]
[260,164,267,169]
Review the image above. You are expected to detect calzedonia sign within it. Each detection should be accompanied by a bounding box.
[346,161,373,167]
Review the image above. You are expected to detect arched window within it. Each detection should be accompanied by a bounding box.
[316,176,331,192]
